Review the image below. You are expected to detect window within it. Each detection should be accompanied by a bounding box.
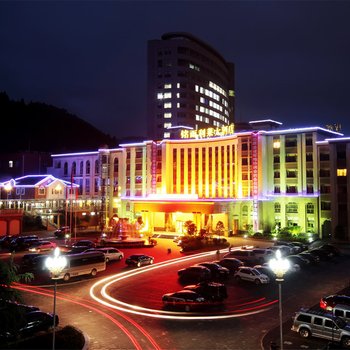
[164,113,172,119]
[274,186,280,194]
[164,102,172,108]
[71,162,76,176]
[95,160,99,174]
[286,202,298,213]
[286,186,297,193]
[86,161,90,175]
[324,320,334,329]
[306,203,314,214]
[38,187,45,195]
[296,314,312,323]
[314,317,323,325]
[337,169,347,176]
[16,188,25,195]
[114,158,119,173]
[64,162,68,176]
[80,161,83,175]
[307,185,314,194]
[8,160,13,168]
[274,203,281,213]
[164,132,170,138]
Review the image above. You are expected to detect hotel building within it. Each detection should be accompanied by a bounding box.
[46,120,350,241]
[147,32,235,141]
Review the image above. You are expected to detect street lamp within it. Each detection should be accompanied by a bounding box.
[45,247,67,350]
[269,249,290,350]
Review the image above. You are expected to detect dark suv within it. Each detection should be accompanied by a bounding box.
[184,281,228,301]
[178,265,211,282]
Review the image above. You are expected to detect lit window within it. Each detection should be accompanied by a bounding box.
[177,83,180,88]
[177,103,180,108]
[163,92,172,99]
[164,123,172,128]
[273,141,281,149]
[229,90,235,97]
[164,113,172,119]
[337,169,347,176]
[8,161,13,168]
[164,132,171,138]
[164,84,172,89]
[157,93,163,100]
[164,102,172,108]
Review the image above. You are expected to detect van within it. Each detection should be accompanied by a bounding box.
[291,307,350,348]
[50,251,106,281]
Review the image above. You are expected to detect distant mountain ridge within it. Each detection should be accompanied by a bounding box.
[0,92,118,153]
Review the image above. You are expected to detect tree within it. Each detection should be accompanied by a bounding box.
[0,256,33,337]
[184,220,197,235]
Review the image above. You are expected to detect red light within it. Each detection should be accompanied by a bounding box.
[320,299,327,309]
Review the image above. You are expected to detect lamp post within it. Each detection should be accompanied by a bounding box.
[45,247,67,350]
[269,249,290,350]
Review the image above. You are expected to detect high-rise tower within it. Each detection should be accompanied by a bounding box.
[147,32,235,140]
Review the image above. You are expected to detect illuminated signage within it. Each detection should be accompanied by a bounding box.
[180,124,234,139]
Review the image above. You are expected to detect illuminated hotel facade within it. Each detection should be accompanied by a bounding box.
[47,120,350,240]
[147,32,235,140]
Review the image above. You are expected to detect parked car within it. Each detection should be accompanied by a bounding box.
[269,245,293,256]
[320,295,350,311]
[20,253,49,271]
[54,226,70,239]
[274,241,301,254]
[291,307,350,348]
[183,281,228,301]
[319,244,341,257]
[215,258,244,273]
[234,266,270,284]
[251,248,274,264]
[0,235,14,249]
[19,311,59,337]
[71,240,96,253]
[196,262,229,279]
[178,265,211,282]
[308,248,333,261]
[253,265,276,280]
[125,254,154,267]
[223,249,258,265]
[0,299,40,314]
[298,251,320,264]
[162,290,208,312]
[286,255,310,269]
[28,240,57,252]
[9,235,39,251]
[85,247,124,262]
[290,241,309,252]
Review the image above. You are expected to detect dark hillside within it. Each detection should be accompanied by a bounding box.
[0,92,118,153]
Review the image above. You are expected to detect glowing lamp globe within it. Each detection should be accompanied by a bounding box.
[269,249,290,281]
[45,247,67,279]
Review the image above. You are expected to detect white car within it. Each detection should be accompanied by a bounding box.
[234,267,270,285]
[85,247,124,262]
[269,245,293,256]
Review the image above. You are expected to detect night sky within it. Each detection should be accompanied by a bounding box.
[1,1,350,139]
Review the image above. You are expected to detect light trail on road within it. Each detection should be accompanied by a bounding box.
[12,283,162,350]
[90,249,278,320]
